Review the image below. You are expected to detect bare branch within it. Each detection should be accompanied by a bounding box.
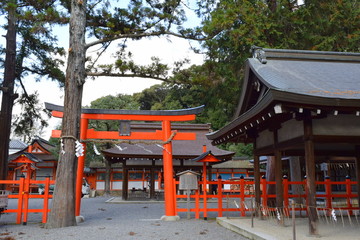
[85,30,209,50]
[86,71,176,84]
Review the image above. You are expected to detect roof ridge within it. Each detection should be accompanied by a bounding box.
[251,46,360,63]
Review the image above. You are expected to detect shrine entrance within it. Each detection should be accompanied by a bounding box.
[45,102,204,220]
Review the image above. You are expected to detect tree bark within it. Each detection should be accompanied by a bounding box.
[0,1,17,185]
[46,0,86,228]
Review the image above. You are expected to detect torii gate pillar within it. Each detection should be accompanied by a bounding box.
[75,118,88,217]
[161,120,179,221]
[45,102,204,221]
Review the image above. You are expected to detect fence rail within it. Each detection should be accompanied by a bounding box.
[0,177,55,224]
[175,178,359,219]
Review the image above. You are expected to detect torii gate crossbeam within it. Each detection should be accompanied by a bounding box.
[45,102,204,221]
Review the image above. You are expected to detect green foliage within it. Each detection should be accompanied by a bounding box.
[84,93,140,165]
[84,0,207,80]
[224,143,253,157]
[87,93,140,131]
[12,92,51,142]
[1,1,67,84]
[0,0,67,141]
[190,0,360,154]
[48,137,61,160]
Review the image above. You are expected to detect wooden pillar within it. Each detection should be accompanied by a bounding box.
[274,150,283,208]
[289,156,303,204]
[104,158,112,195]
[303,112,318,235]
[265,156,276,206]
[122,162,128,200]
[253,155,261,216]
[75,117,88,216]
[150,161,155,199]
[355,146,360,209]
[273,128,284,212]
[161,120,178,220]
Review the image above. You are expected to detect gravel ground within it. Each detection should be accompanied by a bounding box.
[0,197,247,240]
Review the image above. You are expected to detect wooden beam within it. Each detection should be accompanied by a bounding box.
[303,111,318,236]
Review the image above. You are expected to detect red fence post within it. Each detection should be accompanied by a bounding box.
[195,189,200,219]
[240,177,245,216]
[261,176,267,208]
[17,177,25,224]
[218,178,223,217]
[325,177,332,214]
[42,177,51,223]
[283,176,289,216]
[22,172,31,225]
[345,176,352,215]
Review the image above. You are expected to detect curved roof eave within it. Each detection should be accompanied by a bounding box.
[45,102,205,116]
[206,90,275,141]
[207,89,360,142]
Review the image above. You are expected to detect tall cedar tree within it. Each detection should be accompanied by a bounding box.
[46,0,206,228]
[0,0,66,182]
[0,1,17,184]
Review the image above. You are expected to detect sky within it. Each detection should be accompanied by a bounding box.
[0,1,205,140]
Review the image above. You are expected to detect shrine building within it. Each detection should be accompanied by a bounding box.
[206,47,360,235]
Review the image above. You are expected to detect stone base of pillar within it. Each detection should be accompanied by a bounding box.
[76,215,85,223]
[161,215,180,221]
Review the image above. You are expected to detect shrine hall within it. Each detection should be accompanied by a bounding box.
[100,122,234,200]
[206,47,360,235]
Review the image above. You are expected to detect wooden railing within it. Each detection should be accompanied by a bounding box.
[175,178,358,219]
[0,177,55,224]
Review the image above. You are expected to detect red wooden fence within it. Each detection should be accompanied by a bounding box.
[0,177,55,224]
[175,178,358,219]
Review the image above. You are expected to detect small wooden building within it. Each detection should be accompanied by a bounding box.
[98,123,234,199]
[8,137,57,181]
[206,47,360,235]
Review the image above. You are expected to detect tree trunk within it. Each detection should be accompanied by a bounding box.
[0,1,17,185]
[46,0,86,228]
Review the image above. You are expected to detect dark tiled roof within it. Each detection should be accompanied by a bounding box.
[8,152,42,163]
[31,136,56,152]
[207,48,360,143]
[249,58,360,99]
[45,102,204,116]
[9,139,28,150]
[212,159,253,169]
[102,124,234,161]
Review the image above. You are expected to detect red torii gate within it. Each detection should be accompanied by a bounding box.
[45,102,204,220]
